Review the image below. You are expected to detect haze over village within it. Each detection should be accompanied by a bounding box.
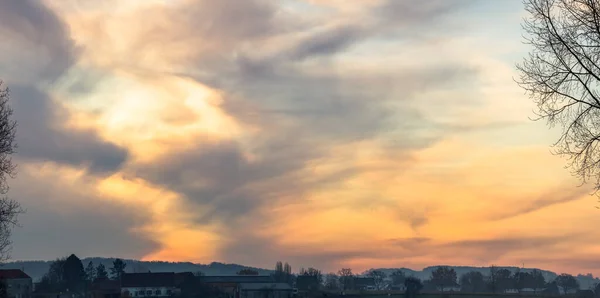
[3,0,600,298]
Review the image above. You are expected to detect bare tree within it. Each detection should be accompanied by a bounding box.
[517,0,600,194]
[366,270,387,290]
[555,273,580,294]
[0,82,20,261]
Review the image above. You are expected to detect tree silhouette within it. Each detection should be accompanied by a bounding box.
[324,274,339,290]
[0,279,6,298]
[85,261,95,282]
[63,254,85,292]
[555,273,579,295]
[531,270,546,293]
[110,259,127,280]
[517,0,600,194]
[430,266,457,292]
[391,270,406,287]
[237,269,259,275]
[513,270,532,293]
[0,82,21,262]
[338,268,354,291]
[405,277,423,298]
[96,264,108,280]
[299,268,323,285]
[460,271,486,293]
[366,270,387,290]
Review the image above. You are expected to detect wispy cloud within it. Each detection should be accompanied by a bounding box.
[2,0,600,276]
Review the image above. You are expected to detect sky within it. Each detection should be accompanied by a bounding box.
[1,0,600,277]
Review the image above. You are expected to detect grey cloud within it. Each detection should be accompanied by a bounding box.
[219,232,373,271]
[388,237,431,250]
[377,0,478,26]
[287,25,366,61]
[11,86,128,174]
[490,186,591,221]
[0,0,127,173]
[0,0,78,83]
[440,235,579,263]
[131,0,481,264]
[132,137,336,224]
[9,167,159,261]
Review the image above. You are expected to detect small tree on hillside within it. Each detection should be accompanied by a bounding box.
[367,270,387,290]
[531,270,546,293]
[460,271,486,293]
[110,259,126,280]
[405,277,423,298]
[299,267,323,285]
[324,273,339,290]
[96,264,108,280]
[338,268,354,291]
[430,266,457,292]
[391,270,406,287]
[85,261,95,282]
[237,269,259,275]
[555,273,579,295]
[513,270,533,293]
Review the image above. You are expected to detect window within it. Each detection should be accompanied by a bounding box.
[146,290,152,296]
[155,290,161,296]
[166,290,172,296]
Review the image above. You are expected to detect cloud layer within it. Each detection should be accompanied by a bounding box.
[1,0,600,277]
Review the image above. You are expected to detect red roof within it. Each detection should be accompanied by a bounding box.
[0,269,30,279]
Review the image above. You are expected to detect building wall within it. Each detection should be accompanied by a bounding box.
[240,290,292,298]
[6,278,33,298]
[121,287,176,297]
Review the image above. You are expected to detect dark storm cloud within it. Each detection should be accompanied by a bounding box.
[9,167,158,260]
[11,86,128,173]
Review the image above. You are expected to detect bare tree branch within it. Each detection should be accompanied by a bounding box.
[517,0,600,196]
[0,81,22,262]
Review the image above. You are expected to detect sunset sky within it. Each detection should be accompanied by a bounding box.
[1,0,600,276]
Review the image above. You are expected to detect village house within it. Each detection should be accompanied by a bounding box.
[121,273,183,297]
[90,279,120,298]
[352,277,375,291]
[0,269,33,298]
[238,283,292,298]
[198,276,291,298]
[295,276,319,294]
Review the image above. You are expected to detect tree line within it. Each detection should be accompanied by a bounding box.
[36,254,128,294]
[250,263,591,296]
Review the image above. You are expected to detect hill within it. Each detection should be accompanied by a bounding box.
[2,259,598,290]
[1,258,272,281]
[368,266,599,290]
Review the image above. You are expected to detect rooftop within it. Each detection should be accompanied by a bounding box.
[239,283,293,291]
[0,269,31,279]
[199,276,275,284]
[121,273,177,288]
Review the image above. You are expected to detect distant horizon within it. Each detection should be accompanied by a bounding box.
[3,257,595,277]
